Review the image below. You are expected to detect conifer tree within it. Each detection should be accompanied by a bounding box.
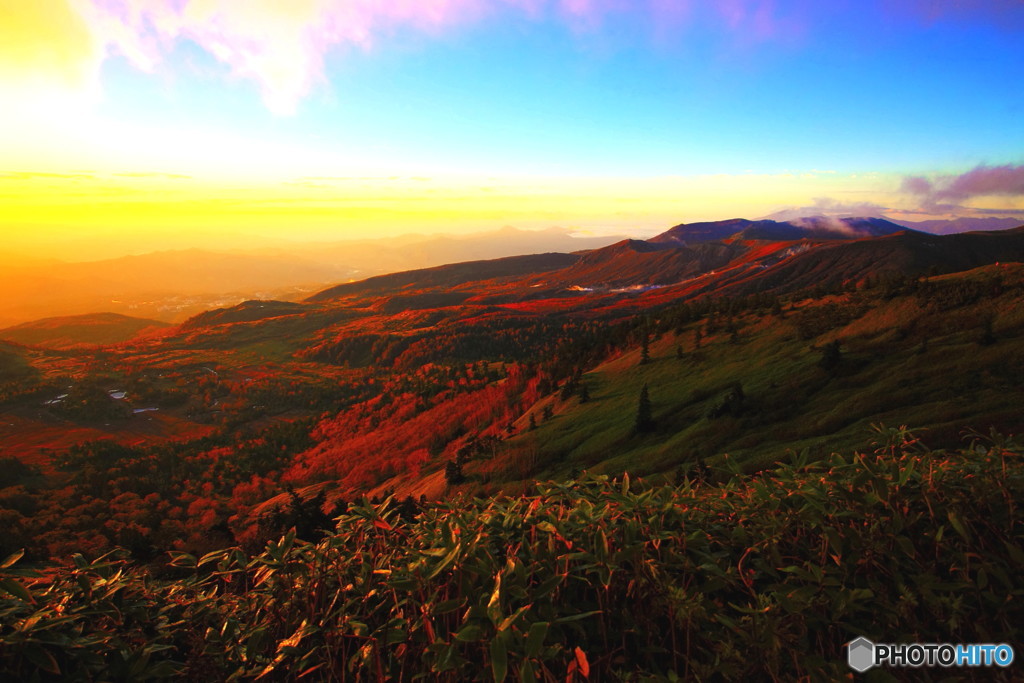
[819,340,842,371]
[634,383,654,433]
[444,459,465,486]
[978,318,996,346]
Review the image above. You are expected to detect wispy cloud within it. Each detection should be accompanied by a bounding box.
[901,163,1024,210]
[59,0,1024,117]
[69,0,819,115]
[765,197,889,221]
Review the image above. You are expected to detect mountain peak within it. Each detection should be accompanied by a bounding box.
[650,216,909,246]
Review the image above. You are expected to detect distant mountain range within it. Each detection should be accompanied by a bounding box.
[308,253,579,302]
[651,216,911,246]
[4,217,1021,332]
[892,216,1024,235]
[0,227,626,327]
[303,217,1024,308]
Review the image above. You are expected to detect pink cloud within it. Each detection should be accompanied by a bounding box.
[78,0,511,114]
[73,0,813,114]
[902,163,1024,211]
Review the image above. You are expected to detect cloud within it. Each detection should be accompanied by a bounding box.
[71,0,507,114]
[64,0,822,115]
[764,197,889,221]
[51,0,1019,117]
[901,163,1024,210]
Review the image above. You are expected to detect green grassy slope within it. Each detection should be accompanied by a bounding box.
[0,342,35,383]
[474,264,1024,489]
[0,313,169,349]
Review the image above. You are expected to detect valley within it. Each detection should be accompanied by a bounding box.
[1,218,1021,559]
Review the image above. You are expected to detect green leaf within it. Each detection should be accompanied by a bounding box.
[0,548,24,570]
[555,610,601,624]
[896,536,915,556]
[947,512,970,542]
[455,623,485,642]
[824,527,842,555]
[487,571,504,624]
[1004,542,1024,566]
[490,634,508,683]
[145,659,185,678]
[519,658,536,683]
[898,460,915,486]
[714,613,741,632]
[596,528,609,561]
[0,578,33,602]
[426,543,461,580]
[525,622,549,658]
[433,598,465,615]
[23,644,60,675]
[278,619,311,652]
[534,574,563,598]
[246,626,269,660]
[389,577,418,591]
[497,604,532,632]
[198,550,225,567]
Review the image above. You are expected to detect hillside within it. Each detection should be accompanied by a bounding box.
[725,227,1024,295]
[895,216,1023,234]
[0,312,170,349]
[270,262,1023,506]
[0,219,1020,561]
[472,264,1024,489]
[307,252,579,302]
[179,300,311,331]
[544,239,745,289]
[0,341,36,383]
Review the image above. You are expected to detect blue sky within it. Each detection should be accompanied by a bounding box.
[1,0,1022,255]
[94,1,1024,175]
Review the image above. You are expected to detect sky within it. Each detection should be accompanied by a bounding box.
[1,0,1023,259]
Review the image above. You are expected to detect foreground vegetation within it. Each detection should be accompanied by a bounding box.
[2,428,1021,681]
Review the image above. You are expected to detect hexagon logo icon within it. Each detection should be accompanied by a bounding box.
[848,637,875,672]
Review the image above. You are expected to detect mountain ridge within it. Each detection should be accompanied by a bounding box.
[0,312,170,349]
[650,216,912,246]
